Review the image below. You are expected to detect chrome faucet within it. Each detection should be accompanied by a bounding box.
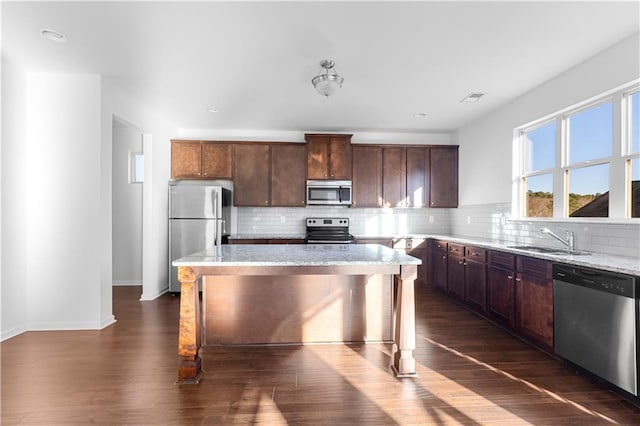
[541,227,575,252]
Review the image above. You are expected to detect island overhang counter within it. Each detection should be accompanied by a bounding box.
[173,243,421,384]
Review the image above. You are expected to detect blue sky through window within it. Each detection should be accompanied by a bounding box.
[527,102,614,195]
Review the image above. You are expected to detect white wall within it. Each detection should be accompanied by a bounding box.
[112,126,143,285]
[24,72,111,330]
[456,32,640,206]
[1,57,28,339]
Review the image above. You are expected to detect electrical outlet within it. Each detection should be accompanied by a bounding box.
[467,216,471,224]
[280,215,286,224]
[429,215,434,223]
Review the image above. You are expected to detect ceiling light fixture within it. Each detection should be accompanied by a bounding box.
[207,107,219,113]
[414,112,428,118]
[460,92,485,103]
[312,60,344,97]
[40,28,67,43]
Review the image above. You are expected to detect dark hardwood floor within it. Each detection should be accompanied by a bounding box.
[2,283,639,425]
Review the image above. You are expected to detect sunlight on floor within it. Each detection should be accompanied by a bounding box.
[419,334,617,424]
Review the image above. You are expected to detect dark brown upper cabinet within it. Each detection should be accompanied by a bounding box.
[171,140,233,179]
[305,133,352,180]
[430,147,458,208]
[270,143,306,207]
[233,143,270,206]
[382,146,407,207]
[352,145,382,207]
[406,147,428,208]
[202,143,233,179]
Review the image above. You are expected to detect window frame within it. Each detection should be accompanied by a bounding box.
[514,80,640,222]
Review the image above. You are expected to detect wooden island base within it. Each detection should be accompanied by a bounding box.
[174,245,420,384]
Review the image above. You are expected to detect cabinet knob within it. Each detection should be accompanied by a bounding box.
[458,260,463,265]
[515,277,522,282]
[507,275,514,280]
[264,201,268,204]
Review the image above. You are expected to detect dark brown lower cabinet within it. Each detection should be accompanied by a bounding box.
[487,265,515,327]
[430,240,448,291]
[428,239,554,352]
[447,246,465,300]
[464,257,487,312]
[515,257,553,351]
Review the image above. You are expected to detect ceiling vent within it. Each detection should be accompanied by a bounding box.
[460,92,485,103]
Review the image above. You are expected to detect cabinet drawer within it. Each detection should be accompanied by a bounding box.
[489,250,515,270]
[516,255,552,279]
[432,239,448,253]
[448,243,464,257]
[465,246,486,262]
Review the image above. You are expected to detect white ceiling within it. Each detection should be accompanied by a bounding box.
[3,1,639,134]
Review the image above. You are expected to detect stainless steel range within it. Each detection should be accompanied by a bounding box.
[305,217,356,244]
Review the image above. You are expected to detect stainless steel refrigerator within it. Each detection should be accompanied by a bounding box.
[168,182,231,292]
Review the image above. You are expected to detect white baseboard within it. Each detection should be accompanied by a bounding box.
[112,280,142,286]
[1,324,28,342]
[140,286,169,301]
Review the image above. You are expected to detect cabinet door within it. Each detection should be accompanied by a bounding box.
[382,147,407,207]
[430,249,448,291]
[412,248,429,285]
[202,143,233,179]
[465,259,487,312]
[515,257,553,350]
[487,266,515,326]
[306,137,329,179]
[429,147,458,207]
[233,144,270,206]
[271,144,306,207]
[171,140,202,178]
[447,254,465,300]
[328,136,352,179]
[406,147,427,207]
[352,145,382,207]
[305,134,352,180]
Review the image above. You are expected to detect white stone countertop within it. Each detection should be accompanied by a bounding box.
[426,234,640,276]
[173,243,422,267]
[227,233,638,275]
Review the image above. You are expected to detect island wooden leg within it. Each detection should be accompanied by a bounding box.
[177,266,202,384]
[392,264,418,377]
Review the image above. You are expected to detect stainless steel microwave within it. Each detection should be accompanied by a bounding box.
[306,180,352,205]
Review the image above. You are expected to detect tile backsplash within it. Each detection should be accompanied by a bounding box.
[236,203,640,258]
[449,203,640,258]
[236,206,450,236]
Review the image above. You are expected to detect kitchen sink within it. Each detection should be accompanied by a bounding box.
[507,245,590,256]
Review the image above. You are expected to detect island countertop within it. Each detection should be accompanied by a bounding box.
[173,243,422,268]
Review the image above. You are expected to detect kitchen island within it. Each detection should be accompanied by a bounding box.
[173,244,421,384]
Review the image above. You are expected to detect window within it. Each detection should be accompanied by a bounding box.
[130,152,144,184]
[565,101,613,217]
[516,82,639,220]
[522,121,555,217]
[629,90,640,217]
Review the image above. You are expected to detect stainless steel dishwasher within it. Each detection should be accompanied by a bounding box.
[553,264,638,396]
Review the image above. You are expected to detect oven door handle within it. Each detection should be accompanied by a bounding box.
[307,240,354,244]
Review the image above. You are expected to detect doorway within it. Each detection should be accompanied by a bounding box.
[112,117,143,292]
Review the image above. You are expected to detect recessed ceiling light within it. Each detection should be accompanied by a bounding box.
[207,107,219,113]
[40,28,67,43]
[460,92,485,103]
[414,112,428,118]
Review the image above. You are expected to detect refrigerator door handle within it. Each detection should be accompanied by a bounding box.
[212,190,219,219]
